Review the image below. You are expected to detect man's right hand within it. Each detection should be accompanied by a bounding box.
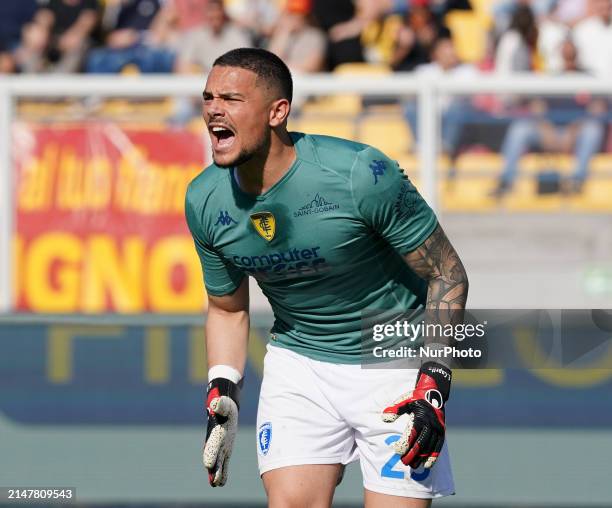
[204,377,241,487]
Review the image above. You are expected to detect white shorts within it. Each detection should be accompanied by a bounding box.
[256,345,455,499]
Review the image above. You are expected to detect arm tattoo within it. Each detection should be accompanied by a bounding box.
[404,224,469,333]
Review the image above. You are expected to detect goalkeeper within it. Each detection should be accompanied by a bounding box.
[186,48,469,507]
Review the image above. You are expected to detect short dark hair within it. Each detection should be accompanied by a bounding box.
[213,48,293,104]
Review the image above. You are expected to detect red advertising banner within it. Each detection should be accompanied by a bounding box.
[13,122,209,312]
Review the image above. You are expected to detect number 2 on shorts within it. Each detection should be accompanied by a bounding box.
[381,434,431,481]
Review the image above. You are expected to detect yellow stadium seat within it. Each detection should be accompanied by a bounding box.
[567,179,612,212]
[287,118,302,132]
[519,154,574,175]
[442,176,499,212]
[358,115,413,156]
[292,117,356,140]
[361,15,403,66]
[444,6,492,63]
[18,100,77,120]
[395,154,462,177]
[120,64,141,75]
[453,152,503,175]
[187,116,205,133]
[333,63,392,75]
[469,0,496,15]
[453,152,590,178]
[590,154,612,175]
[365,103,404,115]
[503,179,563,211]
[301,95,362,115]
[301,62,393,116]
[100,97,173,122]
[394,154,418,176]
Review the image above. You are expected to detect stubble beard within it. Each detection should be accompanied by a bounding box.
[214,130,271,169]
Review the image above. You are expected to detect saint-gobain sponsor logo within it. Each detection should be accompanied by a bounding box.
[294,193,340,217]
[258,422,272,455]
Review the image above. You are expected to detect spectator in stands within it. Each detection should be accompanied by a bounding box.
[572,0,612,77]
[174,0,251,75]
[358,7,401,65]
[311,0,366,69]
[495,4,538,73]
[492,39,606,196]
[493,0,587,41]
[86,0,175,73]
[538,0,571,73]
[171,0,251,124]
[224,0,280,47]
[558,36,584,72]
[391,2,450,71]
[404,36,481,171]
[0,43,16,73]
[0,51,16,74]
[146,0,210,50]
[334,0,469,67]
[493,0,551,36]
[0,1,38,73]
[554,0,589,25]
[267,0,326,74]
[16,0,99,73]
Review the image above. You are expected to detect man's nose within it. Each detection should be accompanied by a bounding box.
[205,98,225,117]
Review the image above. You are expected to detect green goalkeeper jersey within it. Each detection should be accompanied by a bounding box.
[185,132,437,363]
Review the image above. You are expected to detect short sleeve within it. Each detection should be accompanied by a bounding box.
[185,192,244,296]
[351,146,437,254]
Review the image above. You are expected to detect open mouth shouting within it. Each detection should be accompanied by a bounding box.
[209,123,236,153]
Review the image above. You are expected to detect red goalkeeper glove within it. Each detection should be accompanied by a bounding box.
[381,361,451,469]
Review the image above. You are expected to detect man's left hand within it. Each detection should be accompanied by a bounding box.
[381,362,451,469]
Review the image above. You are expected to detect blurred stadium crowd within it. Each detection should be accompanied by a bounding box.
[2,0,612,202]
[1,0,611,78]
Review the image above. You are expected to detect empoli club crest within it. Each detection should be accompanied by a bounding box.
[250,212,276,241]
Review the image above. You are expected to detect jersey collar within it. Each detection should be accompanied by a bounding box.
[229,132,307,202]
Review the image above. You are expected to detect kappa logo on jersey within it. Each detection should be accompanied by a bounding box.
[293,193,340,217]
[369,159,387,184]
[214,210,238,226]
[250,212,276,241]
[258,422,272,455]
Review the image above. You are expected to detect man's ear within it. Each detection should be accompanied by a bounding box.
[269,98,291,127]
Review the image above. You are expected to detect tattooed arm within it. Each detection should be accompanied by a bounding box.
[404,224,469,357]
[380,225,467,469]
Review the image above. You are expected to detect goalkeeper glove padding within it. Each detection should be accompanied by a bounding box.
[381,361,451,470]
[204,377,241,487]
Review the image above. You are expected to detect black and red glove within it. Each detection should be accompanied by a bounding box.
[381,361,451,469]
[203,377,241,487]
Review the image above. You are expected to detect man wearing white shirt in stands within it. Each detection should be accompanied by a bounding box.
[405,36,480,172]
[573,0,612,76]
